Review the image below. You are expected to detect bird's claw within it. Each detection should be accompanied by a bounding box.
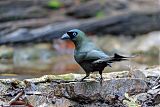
[80,79,84,82]
[96,77,103,81]
[74,78,85,82]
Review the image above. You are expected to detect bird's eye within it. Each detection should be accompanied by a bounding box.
[73,32,77,36]
[67,31,77,39]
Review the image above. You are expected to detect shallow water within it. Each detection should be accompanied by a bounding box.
[0,34,159,79]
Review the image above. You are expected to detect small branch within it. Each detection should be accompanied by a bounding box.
[152,75,160,89]
[9,90,24,105]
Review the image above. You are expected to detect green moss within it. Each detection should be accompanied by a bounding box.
[48,0,62,9]
[96,11,105,19]
[54,74,75,80]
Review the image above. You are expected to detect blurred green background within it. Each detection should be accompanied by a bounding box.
[0,0,159,79]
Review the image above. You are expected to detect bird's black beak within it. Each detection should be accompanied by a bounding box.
[61,33,70,40]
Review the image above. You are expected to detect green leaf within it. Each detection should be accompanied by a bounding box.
[48,0,62,9]
[96,11,105,19]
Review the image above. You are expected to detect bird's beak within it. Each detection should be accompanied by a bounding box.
[61,33,70,40]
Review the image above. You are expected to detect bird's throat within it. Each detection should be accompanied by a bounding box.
[73,37,89,50]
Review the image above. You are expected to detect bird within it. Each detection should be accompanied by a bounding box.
[61,29,133,81]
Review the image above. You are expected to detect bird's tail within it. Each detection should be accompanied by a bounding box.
[93,53,135,65]
[108,53,135,62]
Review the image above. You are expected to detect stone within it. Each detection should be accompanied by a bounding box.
[0,73,148,106]
[134,93,152,104]
[132,66,160,78]
[51,78,148,103]
[1,66,160,106]
[148,89,160,105]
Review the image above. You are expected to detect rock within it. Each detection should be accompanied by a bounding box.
[148,89,160,95]
[51,78,147,102]
[129,69,146,80]
[126,66,160,81]
[125,88,160,106]
[139,67,160,78]
[130,88,160,106]
[0,73,148,106]
[134,93,152,104]
[1,66,160,106]
[23,71,131,84]
[148,89,160,105]
[154,93,160,105]
[21,79,147,107]
[129,67,160,89]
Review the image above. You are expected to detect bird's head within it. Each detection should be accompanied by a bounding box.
[61,29,85,42]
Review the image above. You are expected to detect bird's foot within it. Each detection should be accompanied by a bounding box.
[95,76,103,85]
[99,77,103,86]
[96,77,103,81]
[80,79,85,82]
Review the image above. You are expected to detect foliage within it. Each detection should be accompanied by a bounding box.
[48,0,62,9]
[96,11,105,19]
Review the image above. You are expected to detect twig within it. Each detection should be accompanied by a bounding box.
[9,90,24,105]
[151,75,160,89]
[0,97,5,102]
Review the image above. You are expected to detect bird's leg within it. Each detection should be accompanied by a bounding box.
[99,70,103,80]
[80,72,90,81]
[99,70,103,86]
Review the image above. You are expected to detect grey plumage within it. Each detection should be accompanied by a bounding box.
[61,29,133,81]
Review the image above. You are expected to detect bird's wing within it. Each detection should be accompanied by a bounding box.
[93,53,134,64]
[78,50,109,62]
